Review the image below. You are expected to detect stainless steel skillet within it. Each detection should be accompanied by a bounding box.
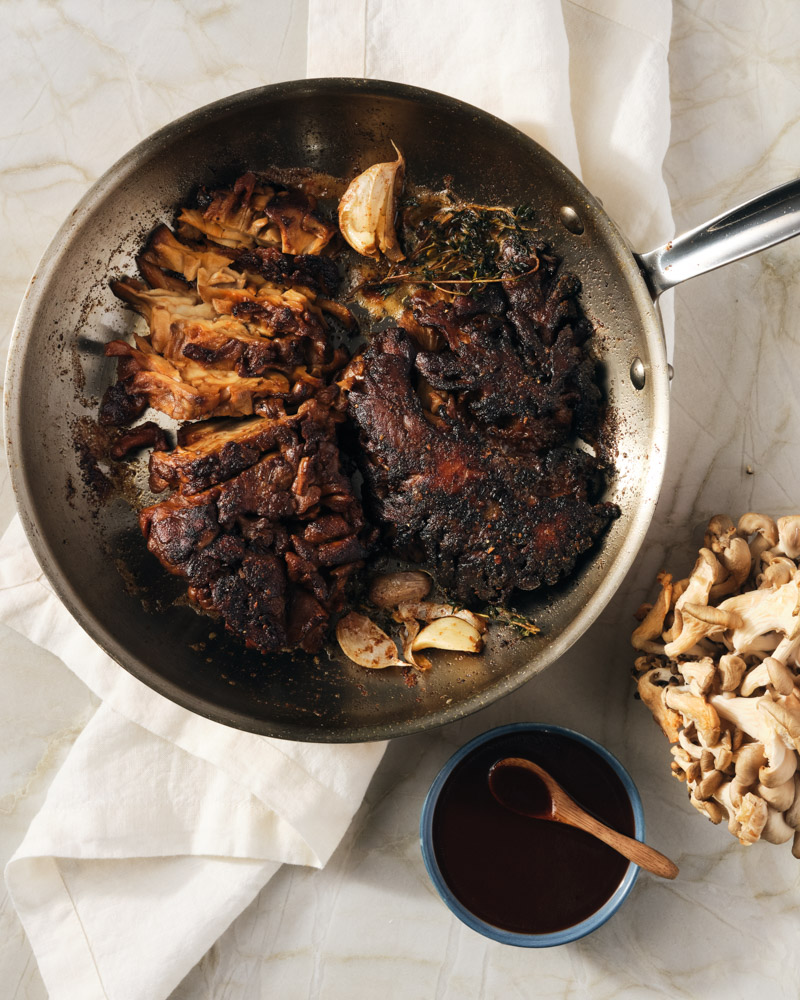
[5,79,800,742]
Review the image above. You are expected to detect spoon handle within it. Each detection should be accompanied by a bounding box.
[559,801,679,880]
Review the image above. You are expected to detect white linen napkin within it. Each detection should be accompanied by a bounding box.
[1,520,385,1000]
[3,3,674,998]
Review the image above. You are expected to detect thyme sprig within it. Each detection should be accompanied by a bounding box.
[375,203,539,296]
[484,606,541,636]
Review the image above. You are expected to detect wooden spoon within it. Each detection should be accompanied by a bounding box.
[488,756,679,880]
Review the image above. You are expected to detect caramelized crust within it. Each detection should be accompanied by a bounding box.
[103,176,367,654]
[347,243,617,604]
[104,335,298,421]
[140,398,374,653]
[177,173,336,254]
[110,421,170,460]
[103,189,345,427]
[148,392,344,494]
[235,246,340,296]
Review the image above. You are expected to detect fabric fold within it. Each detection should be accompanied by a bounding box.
[308,0,583,175]
[7,853,278,1000]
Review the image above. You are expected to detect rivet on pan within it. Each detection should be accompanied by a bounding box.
[630,357,646,390]
[667,363,675,381]
[558,205,584,235]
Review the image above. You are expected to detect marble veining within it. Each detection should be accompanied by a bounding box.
[2,1,800,998]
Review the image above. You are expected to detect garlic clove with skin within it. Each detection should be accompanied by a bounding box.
[368,570,432,609]
[336,612,407,669]
[411,616,484,654]
[399,618,432,671]
[395,601,488,635]
[338,143,406,262]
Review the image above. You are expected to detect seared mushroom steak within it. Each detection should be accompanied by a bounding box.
[140,396,374,654]
[102,221,346,425]
[104,175,373,654]
[345,245,617,604]
[176,171,336,254]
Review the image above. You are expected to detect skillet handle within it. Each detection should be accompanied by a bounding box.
[635,177,800,297]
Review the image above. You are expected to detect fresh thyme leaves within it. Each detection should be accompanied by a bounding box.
[377,202,540,296]
[484,605,541,636]
[512,203,537,223]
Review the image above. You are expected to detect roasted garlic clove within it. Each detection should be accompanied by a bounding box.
[399,618,432,671]
[411,616,484,654]
[369,570,432,609]
[395,601,488,635]
[336,612,406,669]
[338,144,405,262]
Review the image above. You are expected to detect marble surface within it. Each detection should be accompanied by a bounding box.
[3,1,800,997]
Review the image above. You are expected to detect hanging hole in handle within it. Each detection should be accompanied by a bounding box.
[630,358,646,390]
[559,205,584,235]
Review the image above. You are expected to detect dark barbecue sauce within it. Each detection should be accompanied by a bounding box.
[431,730,635,935]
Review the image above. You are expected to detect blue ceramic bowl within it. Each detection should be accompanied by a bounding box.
[420,723,644,947]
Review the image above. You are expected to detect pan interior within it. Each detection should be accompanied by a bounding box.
[5,80,669,741]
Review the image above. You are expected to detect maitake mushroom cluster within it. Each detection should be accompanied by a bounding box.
[632,513,800,855]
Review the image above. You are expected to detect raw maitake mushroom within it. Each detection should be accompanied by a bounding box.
[632,512,800,857]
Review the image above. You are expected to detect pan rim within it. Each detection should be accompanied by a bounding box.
[3,78,670,742]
